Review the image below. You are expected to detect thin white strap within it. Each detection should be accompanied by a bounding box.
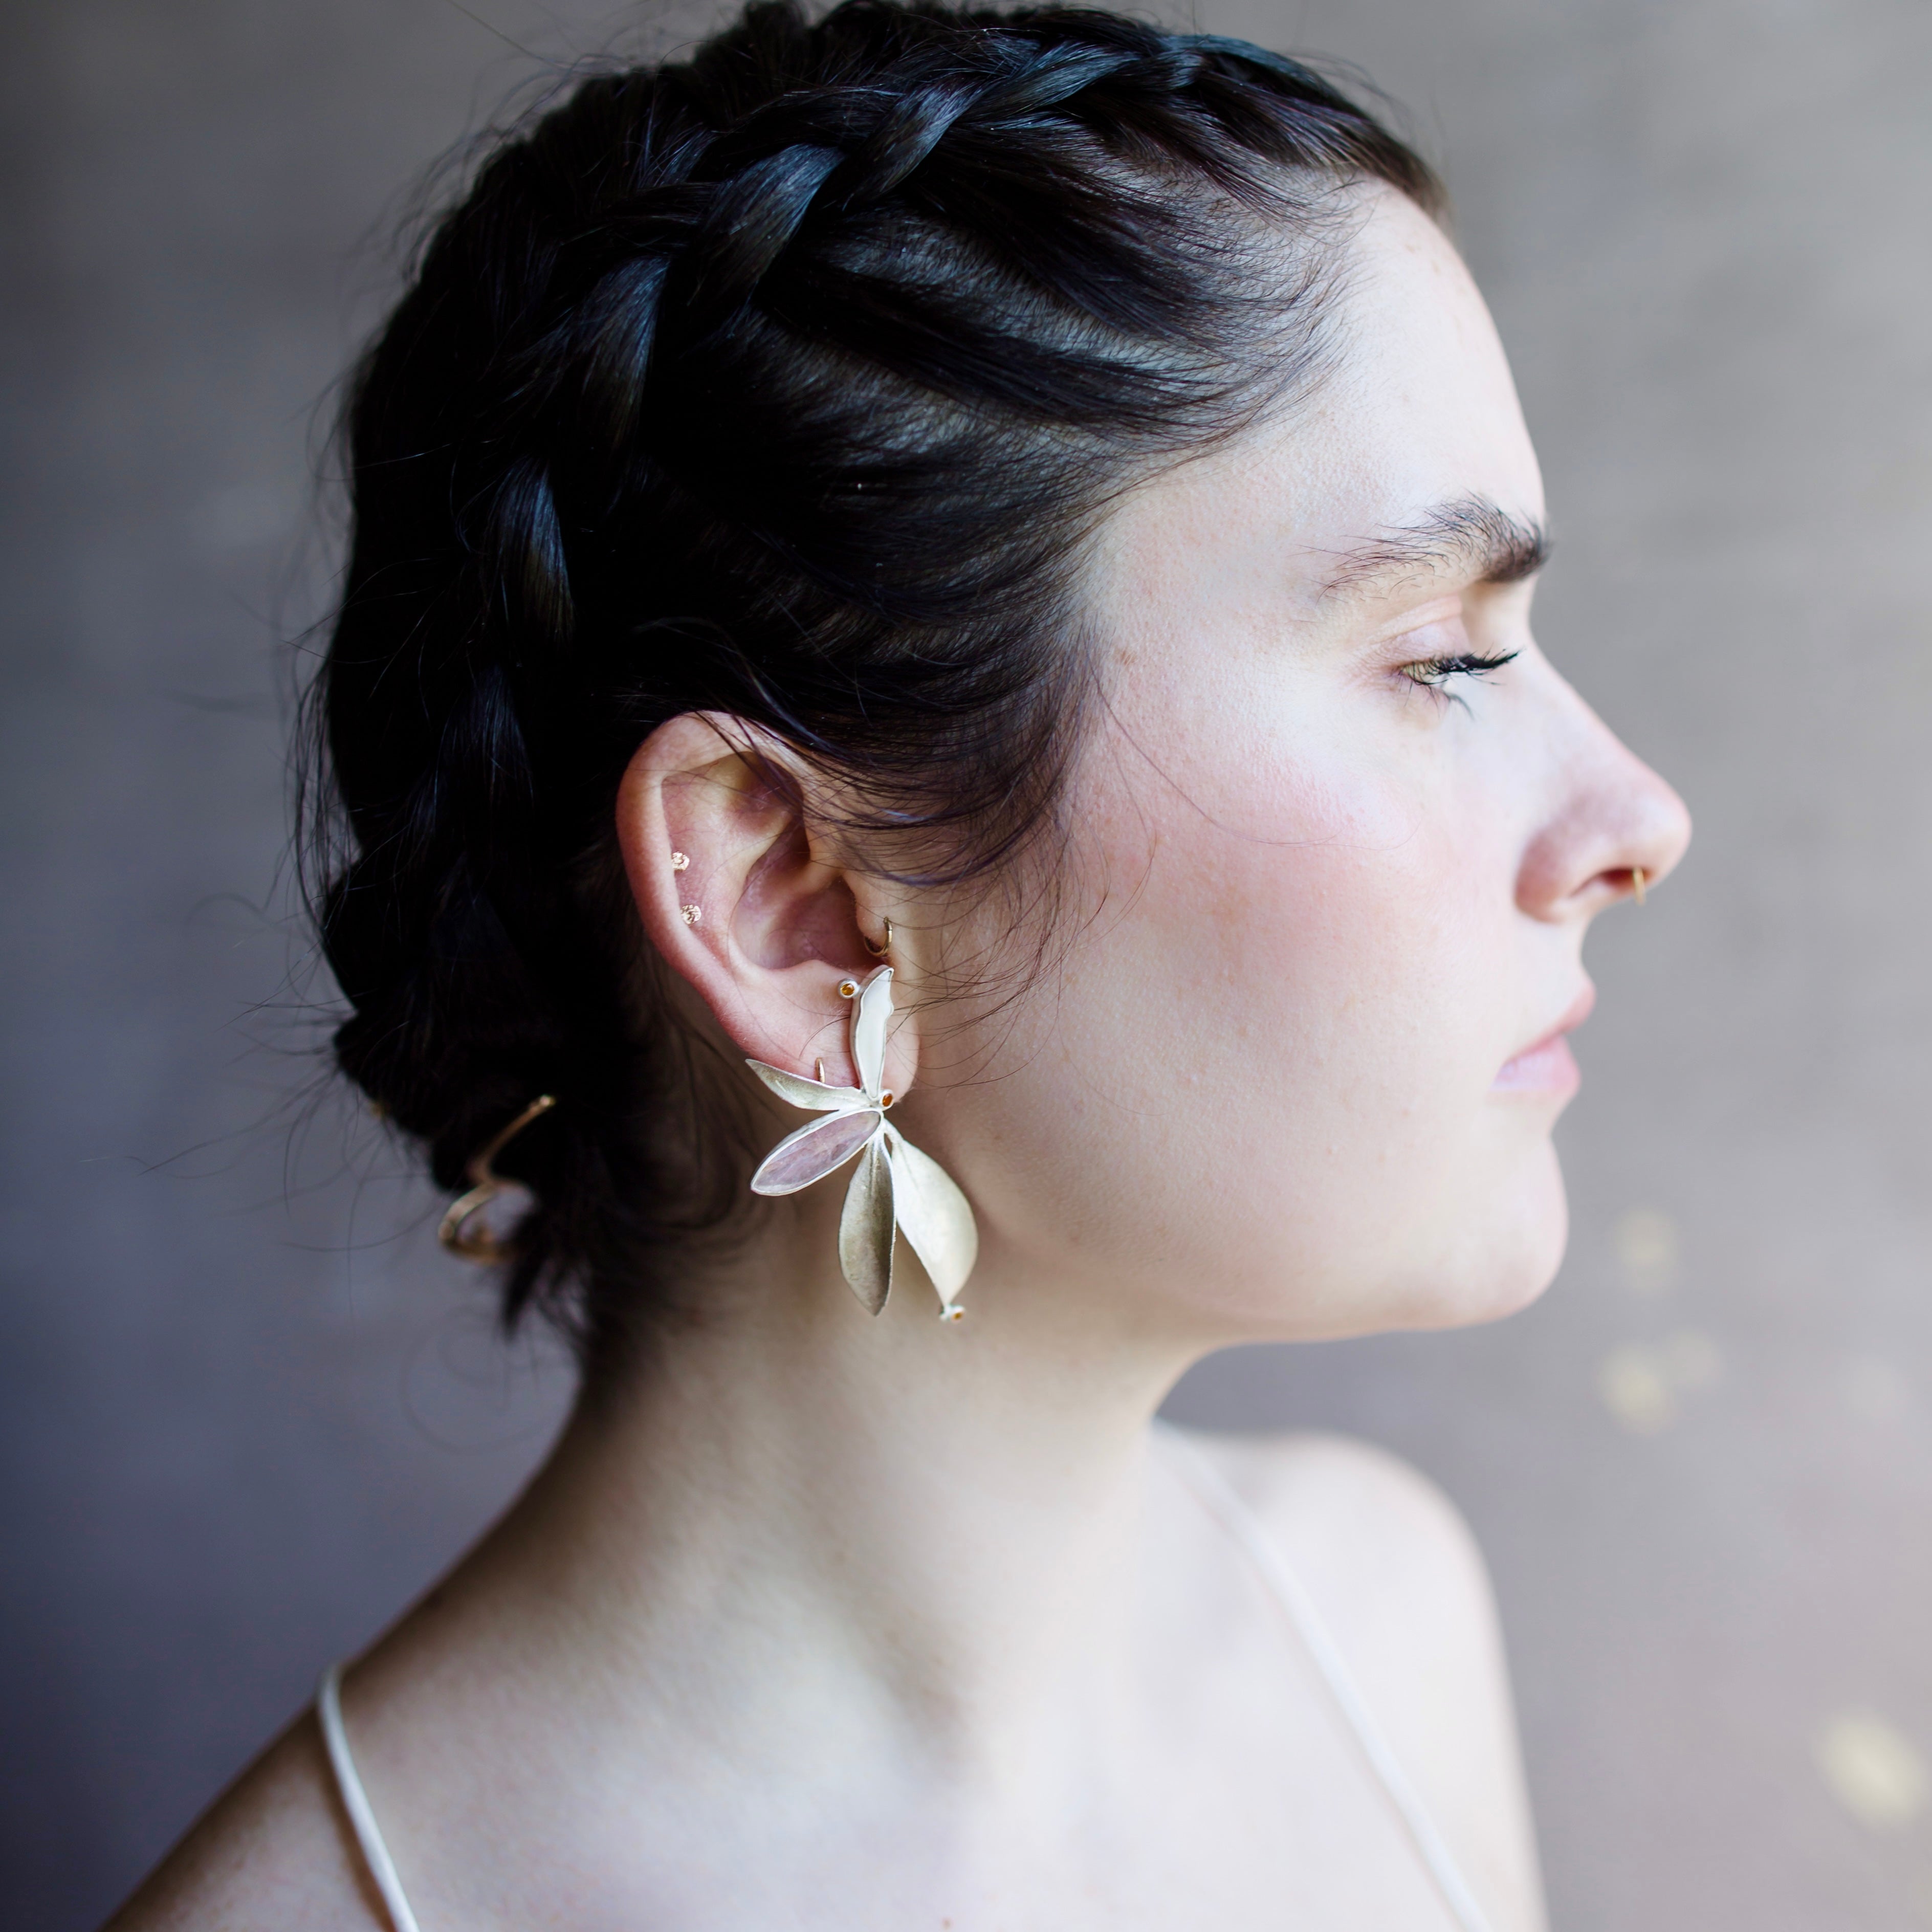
[1168,1440,1498,1932]
[317,1663,426,1932]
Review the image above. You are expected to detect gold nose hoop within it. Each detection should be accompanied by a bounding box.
[1631,867,1648,906]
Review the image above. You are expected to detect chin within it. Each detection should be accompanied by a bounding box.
[1161,1147,1572,1346]
[1403,1143,1571,1331]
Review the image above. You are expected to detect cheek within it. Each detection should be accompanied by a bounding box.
[962,701,1559,1336]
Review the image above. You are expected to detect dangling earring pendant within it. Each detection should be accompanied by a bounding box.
[745,967,977,1321]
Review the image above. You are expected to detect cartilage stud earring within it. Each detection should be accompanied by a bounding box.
[671,850,690,872]
[681,904,701,926]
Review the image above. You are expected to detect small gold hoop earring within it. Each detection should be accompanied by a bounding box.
[863,916,892,959]
[1631,867,1648,906]
[437,1094,558,1264]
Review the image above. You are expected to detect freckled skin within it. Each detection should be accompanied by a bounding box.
[939,188,1690,1344]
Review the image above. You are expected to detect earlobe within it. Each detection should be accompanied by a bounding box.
[613,713,918,1096]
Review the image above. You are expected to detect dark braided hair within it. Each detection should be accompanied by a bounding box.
[309,0,1442,1367]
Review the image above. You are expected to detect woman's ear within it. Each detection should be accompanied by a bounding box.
[614,714,916,1093]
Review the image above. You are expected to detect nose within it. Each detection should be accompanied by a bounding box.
[1514,675,1692,923]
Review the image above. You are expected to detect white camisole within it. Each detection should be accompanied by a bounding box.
[317,1440,1497,1932]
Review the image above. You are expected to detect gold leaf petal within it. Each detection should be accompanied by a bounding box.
[884,1127,978,1303]
[744,1060,866,1112]
[852,966,893,1099]
[750,1109,881,1196]
[838,1136,895,1314]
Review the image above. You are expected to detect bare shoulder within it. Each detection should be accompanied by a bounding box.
[103,1709,383,1932]
[1166,1425,1548,1932]
[1183,1426,1491,1600]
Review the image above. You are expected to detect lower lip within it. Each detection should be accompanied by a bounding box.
[1492,1034,1580,1094]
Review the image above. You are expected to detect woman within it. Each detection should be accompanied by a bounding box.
[114,2,1688,1926]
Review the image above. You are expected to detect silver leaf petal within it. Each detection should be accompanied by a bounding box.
[838,1136,895,1315]
[884,1126,978,1303]
[744,1060,866,1112]
[851,966,893,1100]
[750,1108,882,1196]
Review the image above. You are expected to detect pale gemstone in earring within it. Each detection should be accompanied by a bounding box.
[671,850,690,871]
[680,904,701,926]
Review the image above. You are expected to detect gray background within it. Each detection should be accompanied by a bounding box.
[3,0,1928,1925]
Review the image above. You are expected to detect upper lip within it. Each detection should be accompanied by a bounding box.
[1507,982,1596,1064]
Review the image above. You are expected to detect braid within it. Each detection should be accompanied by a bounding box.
[310,0,1441,1365]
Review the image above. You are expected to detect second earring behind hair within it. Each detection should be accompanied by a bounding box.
[745,967,977,1321]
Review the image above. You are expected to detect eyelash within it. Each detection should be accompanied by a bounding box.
[1398,649,1520,690]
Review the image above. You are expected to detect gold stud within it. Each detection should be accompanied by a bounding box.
[681,904,702,926]
[671,850,690,872]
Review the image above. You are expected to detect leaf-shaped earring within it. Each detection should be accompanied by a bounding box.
[746,966,978,1321]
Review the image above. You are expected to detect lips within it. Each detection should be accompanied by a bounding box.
[1493,984,1595,1093]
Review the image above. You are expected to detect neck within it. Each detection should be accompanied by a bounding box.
[455,1198,1202,1786]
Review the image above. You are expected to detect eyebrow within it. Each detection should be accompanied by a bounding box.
[1318,495,1551,602]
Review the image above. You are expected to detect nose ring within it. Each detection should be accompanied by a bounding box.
[1631,867,1647,906]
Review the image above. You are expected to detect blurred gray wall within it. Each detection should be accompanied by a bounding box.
[3,1,1929,1926]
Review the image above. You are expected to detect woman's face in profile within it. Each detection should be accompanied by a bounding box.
[942,187,1691,1347]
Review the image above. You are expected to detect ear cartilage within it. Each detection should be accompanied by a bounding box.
[680,904,702,926]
